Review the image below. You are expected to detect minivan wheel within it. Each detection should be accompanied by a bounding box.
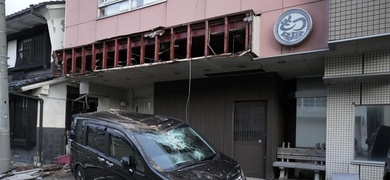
[75,166,86,180]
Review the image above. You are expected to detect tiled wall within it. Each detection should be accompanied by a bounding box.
[43,127,66,164]
[11,147,37,164]
[10,127,66,165]
[329,0,390,41]
[324,54,362,76]
[325,51,390,76]
[325,51,390,180]
[364,51,390,74]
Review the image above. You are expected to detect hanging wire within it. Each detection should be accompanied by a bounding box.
[185,58,192,123]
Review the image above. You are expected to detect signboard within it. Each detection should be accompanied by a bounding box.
[274,9,313,46]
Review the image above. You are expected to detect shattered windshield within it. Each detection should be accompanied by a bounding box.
[134,125,217,172]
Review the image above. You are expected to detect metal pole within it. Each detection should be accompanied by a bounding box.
[0,0,11,174]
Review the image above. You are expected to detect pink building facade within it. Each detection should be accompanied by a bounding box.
[57,0,390,179]
[57,0,330,179]
[64,0,328,58]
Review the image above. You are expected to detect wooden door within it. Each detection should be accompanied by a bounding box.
[233,101,266,178]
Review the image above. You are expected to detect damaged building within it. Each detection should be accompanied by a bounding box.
[8,0,390,179]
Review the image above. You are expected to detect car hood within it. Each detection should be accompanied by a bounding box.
[161,154,242,180]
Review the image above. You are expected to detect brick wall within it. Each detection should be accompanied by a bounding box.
[329,0,390,41]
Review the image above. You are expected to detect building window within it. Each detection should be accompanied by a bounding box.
[17,37,32,64]
[98,0,165,17]
[134,97,154,114]
[354,105,390,162]
[296,97,327,148]
[14,27,51,69]
[233,101,266,142]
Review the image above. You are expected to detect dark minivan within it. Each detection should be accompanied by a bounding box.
[70,110,245,180]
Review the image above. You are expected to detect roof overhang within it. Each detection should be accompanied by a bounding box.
[20,77,67,92]
[252,49,329,80]
[6,1,65,35]
[6,7,46,35]
[67,54,263,89]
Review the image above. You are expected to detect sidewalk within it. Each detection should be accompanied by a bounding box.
[2,161,266,180]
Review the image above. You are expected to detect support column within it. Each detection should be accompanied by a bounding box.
[0,0,11,173]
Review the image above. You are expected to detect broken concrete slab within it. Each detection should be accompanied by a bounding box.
[1,168,42,180]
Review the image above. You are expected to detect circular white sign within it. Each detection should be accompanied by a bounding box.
[274,9,313,46]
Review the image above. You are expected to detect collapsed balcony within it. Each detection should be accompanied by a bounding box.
[54,11,254,76]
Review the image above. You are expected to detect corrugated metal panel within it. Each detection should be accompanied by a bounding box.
[251,15,261,56]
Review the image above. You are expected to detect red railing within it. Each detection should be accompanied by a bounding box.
[54,11,253,77]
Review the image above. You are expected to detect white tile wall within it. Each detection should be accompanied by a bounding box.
[325,51,389,179]
[324,54,362,77]
[329,0,390,41]
[362,82,390,104]
[364,51,390,74]
[348,164,359,174]
[360,165,384,180]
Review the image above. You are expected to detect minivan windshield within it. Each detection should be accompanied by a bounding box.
[134,125,217,172]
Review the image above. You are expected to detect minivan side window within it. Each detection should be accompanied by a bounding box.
[109,134,131,160]
[109,133,144,172]
[87,125,105,152]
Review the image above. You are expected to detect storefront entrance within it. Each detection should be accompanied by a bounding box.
[233,101,267,178]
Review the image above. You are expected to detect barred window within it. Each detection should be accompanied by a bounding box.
[234,101,266,142]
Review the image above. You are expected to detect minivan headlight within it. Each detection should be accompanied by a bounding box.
[240,169,246,180]
[238,168,245,180]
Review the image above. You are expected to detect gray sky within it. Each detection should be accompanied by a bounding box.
[5,0,48,16]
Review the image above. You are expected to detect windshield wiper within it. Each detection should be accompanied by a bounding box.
[176,154,217,170]
[203,153,217,161]
[176,161,209,170]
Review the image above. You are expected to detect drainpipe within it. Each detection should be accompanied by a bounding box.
[9,91,44,166]
[0,0,11,174]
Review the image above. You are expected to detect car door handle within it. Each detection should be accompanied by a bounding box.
[105,161,113,167]
[98,157,105,162]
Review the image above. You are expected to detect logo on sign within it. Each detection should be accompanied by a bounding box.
[274,9,312,46]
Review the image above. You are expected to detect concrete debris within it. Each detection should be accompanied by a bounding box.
[0,168,42,180]
[0,162,71,180]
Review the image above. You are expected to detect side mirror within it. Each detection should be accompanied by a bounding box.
[121,156,136,174]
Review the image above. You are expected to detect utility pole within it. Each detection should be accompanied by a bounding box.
[0,0,11,174]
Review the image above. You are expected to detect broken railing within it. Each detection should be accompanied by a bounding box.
[53,11,253,76]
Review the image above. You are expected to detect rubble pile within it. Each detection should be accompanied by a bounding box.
[0,162,72,180]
